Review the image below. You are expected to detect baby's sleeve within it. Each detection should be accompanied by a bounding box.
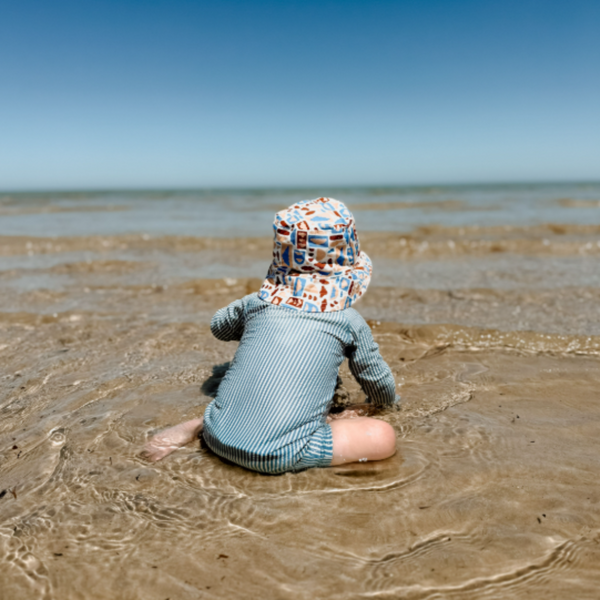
[347,315,398,407]
[210,296,250,342]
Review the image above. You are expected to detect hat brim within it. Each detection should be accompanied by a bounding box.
[258,251,372,313]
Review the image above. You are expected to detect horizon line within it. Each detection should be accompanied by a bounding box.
[2,178,600,196]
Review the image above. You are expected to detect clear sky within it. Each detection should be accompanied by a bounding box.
[1,0,599,190]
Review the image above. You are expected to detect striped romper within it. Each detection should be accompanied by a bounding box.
[202,293,397,474]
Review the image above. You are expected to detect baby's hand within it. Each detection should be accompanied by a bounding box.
[327,403,376,422]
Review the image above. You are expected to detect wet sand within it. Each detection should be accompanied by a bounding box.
[1,225,600,599]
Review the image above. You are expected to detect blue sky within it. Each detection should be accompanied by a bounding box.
[1,0,599,190]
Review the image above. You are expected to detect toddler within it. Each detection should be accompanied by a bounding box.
[143,198,399,473]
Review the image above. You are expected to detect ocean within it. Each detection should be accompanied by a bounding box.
[1,181,600,599]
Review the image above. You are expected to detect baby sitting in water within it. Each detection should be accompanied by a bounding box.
[143,198,399,473]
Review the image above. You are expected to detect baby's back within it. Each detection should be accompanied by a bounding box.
[202,294,396,473]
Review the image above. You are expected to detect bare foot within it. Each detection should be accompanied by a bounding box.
[140,444,178,462]
[140,418,204,463]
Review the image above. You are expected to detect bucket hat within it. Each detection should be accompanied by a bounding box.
[258,197,372,312]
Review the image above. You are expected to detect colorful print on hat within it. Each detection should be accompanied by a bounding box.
[258,197,372,312]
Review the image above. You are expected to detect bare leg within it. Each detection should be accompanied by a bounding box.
[140,417,204,462]
[329,417,396,466]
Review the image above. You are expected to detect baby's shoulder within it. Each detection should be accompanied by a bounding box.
[234,292,263,312]
[241,296,368,334]
[340,307,369,329]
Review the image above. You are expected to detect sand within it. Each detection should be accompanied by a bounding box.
[1,226,600,599]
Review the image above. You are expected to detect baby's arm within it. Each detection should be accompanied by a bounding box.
[347,317,398,407]
[328,316,398,464]
[210,295,252,341]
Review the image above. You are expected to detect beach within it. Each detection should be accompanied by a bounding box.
[1,184,600,599]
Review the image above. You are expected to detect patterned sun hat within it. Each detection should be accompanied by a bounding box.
[258,197,372,312]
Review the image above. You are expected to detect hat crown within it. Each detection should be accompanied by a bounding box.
[272,198,359,273]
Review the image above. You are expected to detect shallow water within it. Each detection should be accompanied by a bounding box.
[1,186,600,598]
[1,312,600,599]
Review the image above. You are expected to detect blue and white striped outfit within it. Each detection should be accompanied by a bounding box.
[202,293,397,474]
